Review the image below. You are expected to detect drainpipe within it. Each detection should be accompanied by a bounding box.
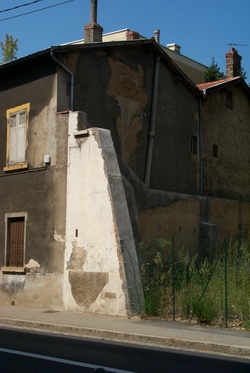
[144,54,160,187]
[50,48,74,111]
[199,97,203,195]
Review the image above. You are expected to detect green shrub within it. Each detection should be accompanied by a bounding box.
[137,238,250,327]
[192,297,218,324]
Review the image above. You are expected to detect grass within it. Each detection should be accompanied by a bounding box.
[138,239,250,327]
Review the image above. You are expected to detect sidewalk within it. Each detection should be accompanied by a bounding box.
[0,305,249,359]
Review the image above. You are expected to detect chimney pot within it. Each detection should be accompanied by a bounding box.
[154,29,160,44]
[126,30,140,40]
[91,0,97,23]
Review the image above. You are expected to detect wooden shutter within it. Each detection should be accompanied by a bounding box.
[17,111,26,163]
[8,217,25,267]
[8,110,26,165]
[9,114,17,165]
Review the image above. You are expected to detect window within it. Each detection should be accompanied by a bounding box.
[213,144,219,158]
[2,212,27,272]
[226,91,233,109]
[190,136,197,155]
[4,103,30,172]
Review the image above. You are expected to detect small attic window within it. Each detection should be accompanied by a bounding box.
[213,144,219,158]
[226,91,233,109]
[190,136,197,155]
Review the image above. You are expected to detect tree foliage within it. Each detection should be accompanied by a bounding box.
[240,66,247,81]
[204,57,225,82]
[0,34,18,63]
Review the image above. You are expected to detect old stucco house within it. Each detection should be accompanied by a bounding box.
[0,3,249,315]
[196,48,250,241]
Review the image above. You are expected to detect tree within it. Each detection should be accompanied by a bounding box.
[0,34,18,63]
[204,57,225,82]
[240,66,247,81]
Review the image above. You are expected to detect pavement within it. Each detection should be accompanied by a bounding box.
[0,305,249,359]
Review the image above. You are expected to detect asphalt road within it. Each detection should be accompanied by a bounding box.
[0,327,249,373]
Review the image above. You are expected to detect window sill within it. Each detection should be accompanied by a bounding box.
[73,129,89,138]
[1,266,26,274]
[3,163,28,172]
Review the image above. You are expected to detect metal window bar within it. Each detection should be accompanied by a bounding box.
[8,217,25,267]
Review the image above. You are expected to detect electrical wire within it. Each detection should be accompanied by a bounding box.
[0,0,74,22]
[0,0,45,14]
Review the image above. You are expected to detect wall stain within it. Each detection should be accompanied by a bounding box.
[107,58,147,164]
[69,271,109,307]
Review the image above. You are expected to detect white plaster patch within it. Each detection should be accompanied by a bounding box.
[25,259,40,268]
[63,116,129,315]
[54,231,65,243]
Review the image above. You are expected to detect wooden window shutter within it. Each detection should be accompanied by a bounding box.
[8,110,26,166]
[8,217,25,267]
[9,114,18,165]
[17,111,26,163]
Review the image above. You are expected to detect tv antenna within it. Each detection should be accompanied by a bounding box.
[227,42,247,48]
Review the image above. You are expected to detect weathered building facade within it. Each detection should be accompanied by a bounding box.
[0,36,249,313]
[198,77,250,202]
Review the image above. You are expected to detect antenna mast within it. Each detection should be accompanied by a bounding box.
[227,42,247,49]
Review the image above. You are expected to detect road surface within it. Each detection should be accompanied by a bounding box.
[0,327,249,372]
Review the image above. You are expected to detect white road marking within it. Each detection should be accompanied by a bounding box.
[0,347,136,373]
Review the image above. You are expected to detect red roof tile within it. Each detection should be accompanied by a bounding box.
[197,76,241,90]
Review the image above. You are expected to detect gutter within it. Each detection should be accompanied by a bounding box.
[144,54,160,187]
[50,48,74,111]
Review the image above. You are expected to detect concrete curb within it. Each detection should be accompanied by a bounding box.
[1,318,250,359]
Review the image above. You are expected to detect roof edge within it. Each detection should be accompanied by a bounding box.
[0,39,203,98]
[197,76,250,96]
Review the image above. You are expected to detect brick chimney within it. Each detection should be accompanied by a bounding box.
[126,30,140,40]
[84,0,103,43]
[225,48,242,78]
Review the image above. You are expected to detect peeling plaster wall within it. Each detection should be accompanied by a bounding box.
[71,45,200,195]
[107,58,148,165]
[63,112,143,316]
[73,47,152,182]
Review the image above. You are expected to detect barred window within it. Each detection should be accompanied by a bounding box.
[2,212,27,272]
[7,217,25,267]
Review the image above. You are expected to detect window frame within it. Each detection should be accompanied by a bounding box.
[226,91,233,110]
[1,212,28,273]
[212,144,219,158]
[4,103,30,172]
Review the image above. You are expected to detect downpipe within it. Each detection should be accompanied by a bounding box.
[144,54,160,187]
[50,48,74,111]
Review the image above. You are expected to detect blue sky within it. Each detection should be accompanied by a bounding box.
[1,0,250,83]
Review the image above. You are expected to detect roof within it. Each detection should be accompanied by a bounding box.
[197,77,242,90]
[197,76,250,97]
